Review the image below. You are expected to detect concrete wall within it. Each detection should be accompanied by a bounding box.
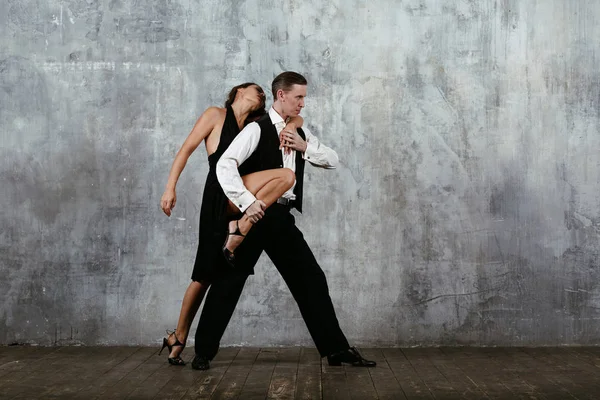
[2,0,600,347]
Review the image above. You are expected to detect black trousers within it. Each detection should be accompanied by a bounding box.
[194,203,350,359]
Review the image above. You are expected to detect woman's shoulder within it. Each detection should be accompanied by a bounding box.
[196,106,226,125]
[203,106,226,118]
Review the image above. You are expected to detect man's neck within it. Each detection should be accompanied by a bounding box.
[272,102,289,121]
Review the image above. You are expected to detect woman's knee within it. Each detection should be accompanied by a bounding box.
[191,279,209,288]
[279,168,295,188]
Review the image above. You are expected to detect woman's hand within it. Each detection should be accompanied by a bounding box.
[161,188,177,216]
[280,129,307,153]
[280,122,298,155]
[245,200,266,223]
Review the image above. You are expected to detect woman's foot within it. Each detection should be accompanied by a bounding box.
[159,330,186,366]
[222,219,247,267]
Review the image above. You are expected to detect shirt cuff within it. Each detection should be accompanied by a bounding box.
[302,141,317,161]
[233,191,257,213]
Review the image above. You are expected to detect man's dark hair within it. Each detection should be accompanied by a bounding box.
[272,71,307,98]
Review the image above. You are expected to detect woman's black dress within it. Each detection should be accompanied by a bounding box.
[191,105,241,282]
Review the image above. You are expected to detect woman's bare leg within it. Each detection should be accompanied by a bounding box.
[166,280,209,358]
[224,168,295,253]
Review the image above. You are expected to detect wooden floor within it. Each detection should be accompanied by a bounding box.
[2,346,600,399]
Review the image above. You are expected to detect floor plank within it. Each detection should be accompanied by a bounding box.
[89,347,163,399]
[44,346,140,399]
[0,346,60,381]
[293,347,321,400]
[401,348,463,399]
[162,347,239,400]
[72,347,157,399]
[360,349,407,400]
[420,347,488,399]
[267,347,301,400]
[0,347,85,399]
[481,348,578,400]
[1,346,600,399]
[382,348,434,399]
[207,347,260,399]
[343,349,379,400]
[544,347,600,389]
[321,351,351,400]
[453,347,542,399]
[520,347,600,400]
[565,347,600,370]
[237,348,280,399]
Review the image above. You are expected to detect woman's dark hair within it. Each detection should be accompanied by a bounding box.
[224,82,266,124]
[271,71,307,98]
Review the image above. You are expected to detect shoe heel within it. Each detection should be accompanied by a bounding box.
[222,220,246,268]
[222,246,235,268]
[327,358,342,366]
[161,330,186,366]
[158,338,168,355]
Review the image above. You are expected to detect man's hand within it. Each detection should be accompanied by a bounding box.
[245,199,266,223]
[161,188,177,216]
[280,129,307,154]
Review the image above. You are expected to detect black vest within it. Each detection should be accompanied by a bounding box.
[238,114,306,212]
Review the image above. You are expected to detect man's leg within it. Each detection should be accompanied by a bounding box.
[262,207,375,366]
[261,206,350,356]
[193,225,265,368]
[192,271,248,364]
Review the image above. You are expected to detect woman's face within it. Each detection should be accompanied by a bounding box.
[243,85,265,110]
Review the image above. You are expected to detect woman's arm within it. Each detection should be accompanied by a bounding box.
[160,107,221,216]
[287,115,303,129]
[280,116,304,154]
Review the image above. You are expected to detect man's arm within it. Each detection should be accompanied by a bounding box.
[301,127,339,168]
[216,122,261,213]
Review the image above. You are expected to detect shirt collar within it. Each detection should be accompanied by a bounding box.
[268,106,286,126]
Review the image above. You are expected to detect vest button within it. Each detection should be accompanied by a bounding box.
[279,165,283,167]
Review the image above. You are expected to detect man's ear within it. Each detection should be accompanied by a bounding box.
[276,89,284,101]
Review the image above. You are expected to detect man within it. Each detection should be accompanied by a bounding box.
[191,72,375,369]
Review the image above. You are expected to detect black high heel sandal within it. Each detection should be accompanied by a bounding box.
[158,329,186,366]
[222,220,245,268]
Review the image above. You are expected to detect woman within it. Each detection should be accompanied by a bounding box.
[158,83,302,365]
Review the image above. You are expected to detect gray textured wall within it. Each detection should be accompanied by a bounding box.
[1,0,600,347]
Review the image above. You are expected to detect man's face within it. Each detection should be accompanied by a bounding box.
[279,84,306,117]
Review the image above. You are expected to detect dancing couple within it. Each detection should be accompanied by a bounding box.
[159,72,375,369]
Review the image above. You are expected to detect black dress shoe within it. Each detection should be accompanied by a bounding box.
[191,355,211,370]
[327,347,376,367]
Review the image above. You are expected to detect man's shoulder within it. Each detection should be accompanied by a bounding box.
[253,114,275,133]
[256,113,272,124]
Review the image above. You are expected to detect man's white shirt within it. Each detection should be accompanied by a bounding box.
[216,107,339,212]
